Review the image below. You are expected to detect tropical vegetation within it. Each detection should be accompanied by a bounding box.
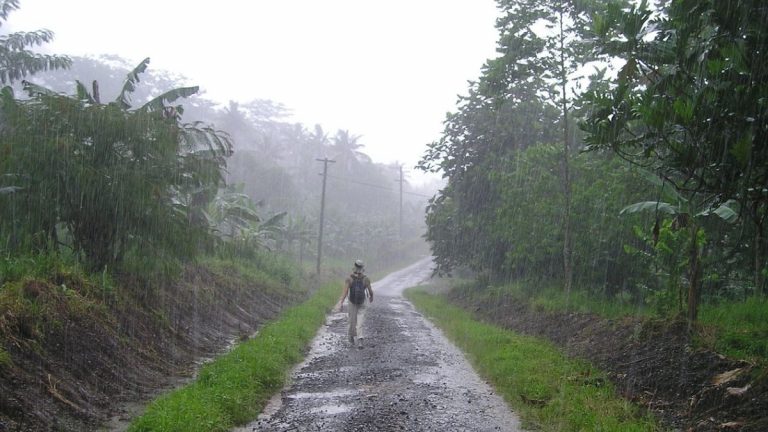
[418,0,768,324]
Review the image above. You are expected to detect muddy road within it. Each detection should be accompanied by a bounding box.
[237,258,522,432]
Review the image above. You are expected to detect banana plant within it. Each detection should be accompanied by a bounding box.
[207,184,287,251]
[207,184,262,241]
[244,211,287,251]
[2,58,231,270]
[621,171,738,324]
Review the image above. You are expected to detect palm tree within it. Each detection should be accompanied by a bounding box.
[331,129,371,173]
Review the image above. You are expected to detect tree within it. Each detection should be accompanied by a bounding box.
[494,0,620,295]
[418,0,613,283]
[581,0,768,296]
[0,0,70,84]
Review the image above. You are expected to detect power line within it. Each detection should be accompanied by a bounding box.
[325,174,433,198]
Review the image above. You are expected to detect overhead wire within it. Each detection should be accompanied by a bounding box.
[324,174,433,198]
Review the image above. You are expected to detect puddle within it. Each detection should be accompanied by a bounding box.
[309,403,351,415]
[288,389,357,400]
[295,366,355,380]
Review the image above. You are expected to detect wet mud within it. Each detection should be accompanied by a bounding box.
[239,259,522,432]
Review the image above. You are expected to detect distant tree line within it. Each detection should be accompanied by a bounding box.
[419,0,767,322]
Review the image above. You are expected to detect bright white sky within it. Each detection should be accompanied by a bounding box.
[12,0,500,184]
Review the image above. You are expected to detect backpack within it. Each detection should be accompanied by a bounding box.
[348,275,367,305]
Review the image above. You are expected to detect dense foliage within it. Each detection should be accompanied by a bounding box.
[419,0,767,321]
[1,47,431,278]
[0,59,232,271]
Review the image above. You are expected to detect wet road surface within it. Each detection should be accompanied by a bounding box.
[236,258,523,431]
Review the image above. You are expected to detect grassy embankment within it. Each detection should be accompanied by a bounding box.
[127,279,339,432]
[405,287,660,432]
[0,248,336,430]
[461,280,768,365]
[0,252,115,364]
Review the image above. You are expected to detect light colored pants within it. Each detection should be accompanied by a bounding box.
[348,302,365,341]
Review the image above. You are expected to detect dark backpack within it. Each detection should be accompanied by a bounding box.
[348,275,366,305]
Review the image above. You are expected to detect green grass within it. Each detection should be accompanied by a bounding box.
[127,281,339,432]
[0,254,113,346]
[201,254,303,296]
[405,287,661,432]
[698,296,768,362]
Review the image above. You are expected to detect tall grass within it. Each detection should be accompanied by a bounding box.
[201,253,303,295]
[698,296,768,362]
[452,280,650,319]
[406,288,660,432]
[128,281,339,432]
[454,277,768,365]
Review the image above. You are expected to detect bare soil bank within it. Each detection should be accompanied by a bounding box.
[0,265,301,431]
[447,290,767,432]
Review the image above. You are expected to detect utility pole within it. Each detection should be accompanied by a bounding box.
[316,157,335,274]
[399,165,403,239]
[394,164,404,240]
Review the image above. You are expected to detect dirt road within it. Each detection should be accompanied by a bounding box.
[236,258,523,432]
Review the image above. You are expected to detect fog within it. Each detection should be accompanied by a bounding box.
[9,0,499,181]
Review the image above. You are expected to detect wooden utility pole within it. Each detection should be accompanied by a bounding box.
[398,165,403,239]
[393,164,405,240]
[316,157,335,274]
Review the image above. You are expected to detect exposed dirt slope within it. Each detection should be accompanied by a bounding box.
[447,291,767,432]
[0,265,301,432]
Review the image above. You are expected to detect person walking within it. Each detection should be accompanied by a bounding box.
[338,260,373,346]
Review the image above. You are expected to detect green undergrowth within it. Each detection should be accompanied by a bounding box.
[405,287,660,432]
[0,346,12,368]
[1,252,114,292]
[127,281,339,432]
[455,279,768,365]
[201,253,304,296]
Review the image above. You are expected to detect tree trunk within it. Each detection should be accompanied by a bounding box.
[687,225,702,328]
[558,3,573,297]
[755,221,765,296]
